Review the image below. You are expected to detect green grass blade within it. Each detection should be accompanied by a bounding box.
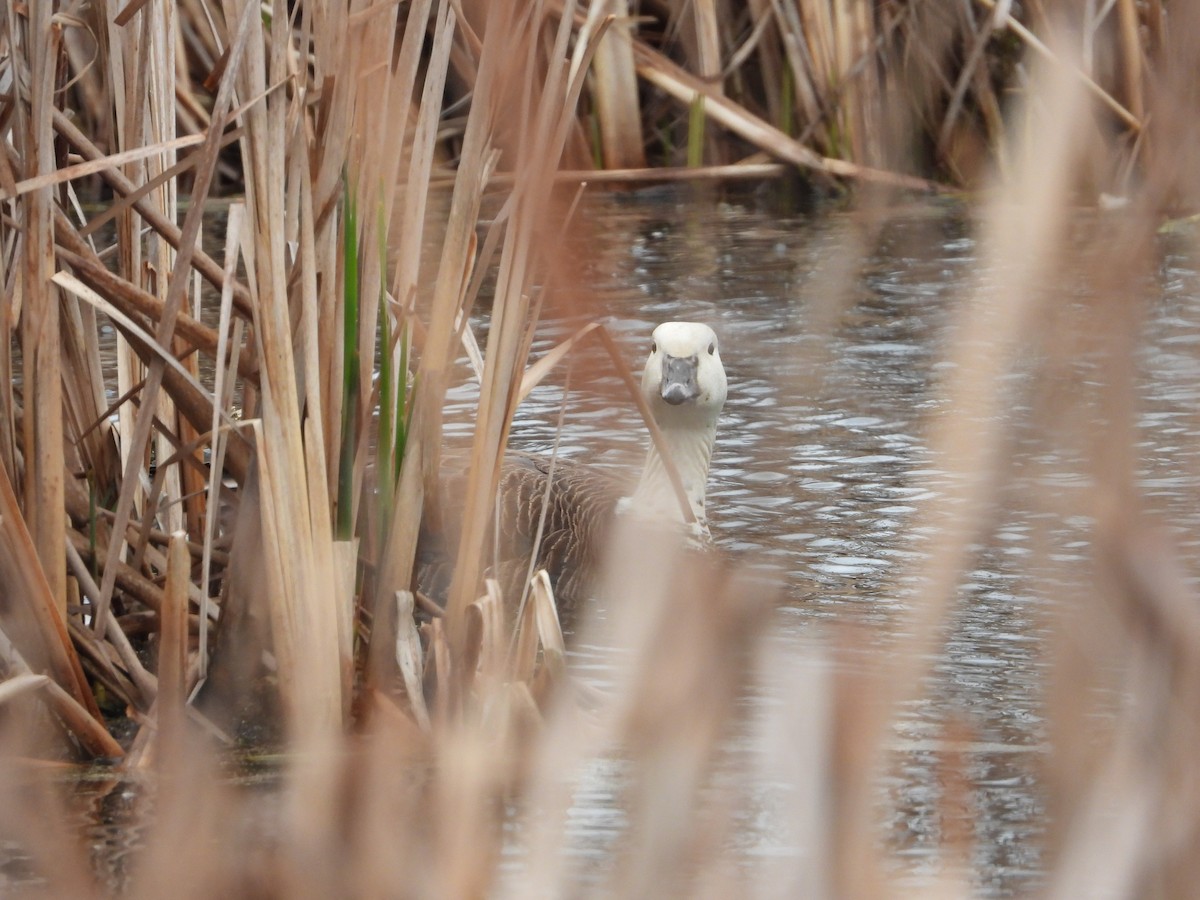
[337,174,361,540]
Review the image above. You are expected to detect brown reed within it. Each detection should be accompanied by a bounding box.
[0,1,1198,897]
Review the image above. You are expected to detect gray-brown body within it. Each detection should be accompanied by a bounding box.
[417,452,630,613]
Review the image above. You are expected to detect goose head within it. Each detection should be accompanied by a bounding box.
[620,322,727,536]
[641,322,727,423]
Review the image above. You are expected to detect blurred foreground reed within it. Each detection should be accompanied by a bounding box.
[2,1,1200,896]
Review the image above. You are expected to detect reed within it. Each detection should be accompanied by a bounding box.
[589,1,646,168]
[0,1,1199,896]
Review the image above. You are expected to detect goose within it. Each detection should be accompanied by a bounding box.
[419,322,727,610]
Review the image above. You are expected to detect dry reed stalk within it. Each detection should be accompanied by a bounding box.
[1144,0,1164,59]
[89,2,257,650]
[526,570,564,681]
[3,6,1196,896]
[64,538,157,708]
[687,0,724,165]
[223,0,343,735]
[342,4,407,449]
[373,0,491,678]
[1116,0,1145,122]
[16,0,67,617]
[978,0,1142,135]
[443,0,613,653]
[1034,10,1200,892]
[298,0,355,520]
[0,247,14,497]
[302,0,376,533]
[196,204,246,678]
[629,30,934,191]
[108,0,153,585]
[177,292,208,541]
[445,159,788,186]
[155,532,190,758]
[291,145,356,708]
[769,0,825,143]
[142,0,185,541]
[691,0,723,88]
[51,111,254,318]
[589,2,646,168]
[1012,208,1191,892]
[848,0,882,166]
[937,1,1005,167]
[745,0,786,128]
[311,10,383,535]
[394,591,431,730]
[831,0,866,161]
[380,0,451,516]
[797,0,836,129]
[0,423,98,720]
[475,581,507,685]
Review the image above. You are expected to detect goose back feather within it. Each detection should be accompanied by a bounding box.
[418,453,627,611]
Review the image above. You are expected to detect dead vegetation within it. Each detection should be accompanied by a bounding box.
[0,0,1198,896]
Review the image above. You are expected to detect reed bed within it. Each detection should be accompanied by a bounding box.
[0,0,1198,897]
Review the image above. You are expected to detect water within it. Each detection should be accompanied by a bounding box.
[494,191,1037,889]
[456,186,1200,894]
[19,185,1200,896]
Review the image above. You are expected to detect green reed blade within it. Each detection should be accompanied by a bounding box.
[337,174,361,540]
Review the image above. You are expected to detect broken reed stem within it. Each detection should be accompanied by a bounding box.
[157,532,191,753]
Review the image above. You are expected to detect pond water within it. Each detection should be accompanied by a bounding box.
[447,184,1200,895]
[13,183,1200,896]
[474,187,1045,894]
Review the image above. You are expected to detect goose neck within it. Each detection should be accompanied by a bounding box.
[627,420,716,532]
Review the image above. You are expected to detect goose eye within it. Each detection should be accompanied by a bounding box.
[651,341,657,354]
[707,342,715,355]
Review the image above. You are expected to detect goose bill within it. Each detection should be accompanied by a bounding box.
[660,354,700,406]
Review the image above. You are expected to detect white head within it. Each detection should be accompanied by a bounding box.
[641,322,728,422]
[620,322,726,536]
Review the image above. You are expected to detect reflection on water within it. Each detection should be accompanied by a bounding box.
[31,186,1200,896]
